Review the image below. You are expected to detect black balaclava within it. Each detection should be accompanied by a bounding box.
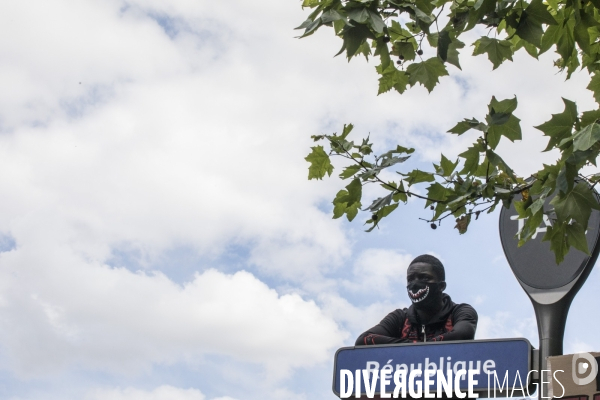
[406,280,444,309]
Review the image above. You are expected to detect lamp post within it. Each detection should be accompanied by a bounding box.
[499,189,600,399]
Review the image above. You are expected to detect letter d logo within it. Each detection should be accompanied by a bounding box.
[572,353,598,386]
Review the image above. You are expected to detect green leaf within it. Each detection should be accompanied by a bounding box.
[440,154,459,176]
[448,118,486,135]
[431,201,447,220]
[332,178,364,221]
[344,178,362,206]
[376,63,409,94]
[329,137,353,153]
[402,169,435,185]
[526,0,558,25]
[530,196,546,216]
[437,30,451,61]
[394,41,416,61]
[534,98,578,151]
[590,173,600,183]
[473,37,514,69]
[375,146,415,167]
[406,3,434,24]
[488,112,511,126]
[540,24,560,55]
[446,38,465,70]
[415,0,436,15]
[333,18,345,34]
[339,164,362,179]
[581,109,600,127]
[486,149,517,180]
[333,193,362,221]
[474,157,492,178]
[306,146,333,179]
[489,96,518,114]
[543,223,568,264]
[459,145,481,175]
[394,145,415,154]
[516,12,544,47]
[472,0,496,25]
[518,206,544,245]
[486,106,519,148]
[342,24,374,59]
[551,181,600,225]
[572,121,600,151]
[389,21,418,48]
[348,8,369,23]
[367,10,385,33]
[302,0,321,6]
[364,193,393,212]
[298,18,323,38]
[377,203,399,219]
[382,181,398,191]
[321,9,345,23]
[556,17,575,62]
[556,161,577,194]
[428,32,440,48]
[346,202,360,221]
[295,18,315,30]
[514,198,528,219]
[575,22,591,54]
[448,121,472,135]
[332,192,348,219]
[426,182,450,205]
[566,221,590,254]
[487,115,522,148]
[375,39,391,70]
[381,156,410,168]
[393,181,408,203]
[340,123,354,139]
[587,74,600,104]
[406,57,449,92]
[516,38,540,58]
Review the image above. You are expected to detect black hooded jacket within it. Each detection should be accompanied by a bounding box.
[355,294,477,346]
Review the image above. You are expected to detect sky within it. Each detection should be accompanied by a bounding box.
[0,1,599,399]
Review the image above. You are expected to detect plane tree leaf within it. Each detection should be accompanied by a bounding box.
[298,0,600,263]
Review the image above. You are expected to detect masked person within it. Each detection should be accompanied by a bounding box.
[355,254,478,345]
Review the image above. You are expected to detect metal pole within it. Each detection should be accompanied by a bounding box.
[529,243,600,400]
[499,185,600,400]
[532,299,570,399]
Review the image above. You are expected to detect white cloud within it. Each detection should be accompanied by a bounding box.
[0,0,357,389]
[319,292,403,337]
[565,340,596,354]
[0,259,346,378]
[86,385,207,400]
[476,311,538,345]
[1,0,599,398]
[343,249,412,295]
[0,0,191,130]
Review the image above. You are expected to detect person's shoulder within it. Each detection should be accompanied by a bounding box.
[388,307,408,317]
[394,307,409,316]
[451,302,478,319]
[381,308,408,322]
[453,302,476,311]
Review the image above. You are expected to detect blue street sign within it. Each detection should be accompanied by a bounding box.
[333,338,533,398]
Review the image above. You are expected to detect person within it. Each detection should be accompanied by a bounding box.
[355,254,477,345]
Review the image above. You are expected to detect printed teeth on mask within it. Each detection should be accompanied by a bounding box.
[408,286,429,301]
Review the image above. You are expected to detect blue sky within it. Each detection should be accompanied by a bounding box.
[0,1,598,399]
